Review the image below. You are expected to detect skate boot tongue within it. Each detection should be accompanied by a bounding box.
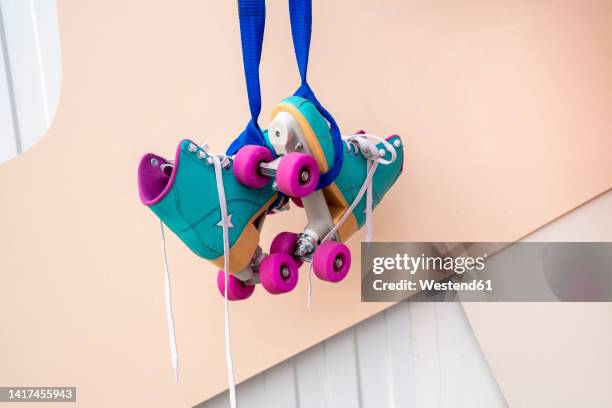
[320,133,398,244]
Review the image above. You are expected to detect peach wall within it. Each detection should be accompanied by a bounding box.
[0,0,611,406]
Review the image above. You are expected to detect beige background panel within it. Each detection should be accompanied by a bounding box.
[464,191,612,408]
[465,303,612,408]
[0,0,611,406]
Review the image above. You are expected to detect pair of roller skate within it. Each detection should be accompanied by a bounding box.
[138,96,404,300]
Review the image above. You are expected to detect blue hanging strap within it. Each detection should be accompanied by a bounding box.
[288,0,343,189]
[288,0,311,85]
[228,0,343,190]
[227,0,269,155]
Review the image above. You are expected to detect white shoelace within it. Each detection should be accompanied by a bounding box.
[307,133,397,308]
[160,221,179,383]
[158,147,236,407]
[209,153,237,408]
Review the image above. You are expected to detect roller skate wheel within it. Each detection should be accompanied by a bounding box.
[233,145,274,189]
[270,231,303,268]
[312,241,351,283]
[276,152,319,198]
[259,253,299,294]
[217,270,255,301]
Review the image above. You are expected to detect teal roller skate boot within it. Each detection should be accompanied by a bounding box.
[263,96,404,284]
[138,139,281,299]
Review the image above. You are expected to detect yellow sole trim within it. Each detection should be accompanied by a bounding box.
[271,103,329,173]
[323,183,359,242]
[212,194,278,274]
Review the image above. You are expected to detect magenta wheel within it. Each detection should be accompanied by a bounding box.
[233,145,273,188]
[259,253,299,294]
[312,241,351,283]
[270,231,303,268]
[276,152,319,197]
[217,270,255,301]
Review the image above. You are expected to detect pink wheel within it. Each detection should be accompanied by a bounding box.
[233,145,273,188]
[217,270,255,301]
[270,231,303,268]
[259,253,299,294]
[276,152,319,197]
[312,241,351,283]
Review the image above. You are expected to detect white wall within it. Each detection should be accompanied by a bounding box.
[199,189,612,408]
[0,0,60,163]
[199,302,507,408]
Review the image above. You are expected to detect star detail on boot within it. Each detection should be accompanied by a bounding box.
[215,213,235,229]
